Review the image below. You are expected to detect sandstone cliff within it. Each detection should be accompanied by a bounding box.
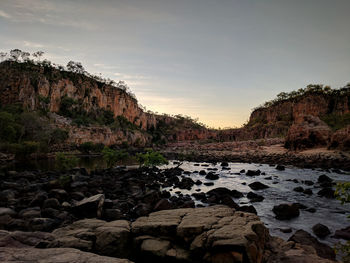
[0,61,209,146]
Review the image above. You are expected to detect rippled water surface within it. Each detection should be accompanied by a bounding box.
[163,161,350,246]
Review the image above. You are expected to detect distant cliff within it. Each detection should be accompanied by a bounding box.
[0,61,209,146]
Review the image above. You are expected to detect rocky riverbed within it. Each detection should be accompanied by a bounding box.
[0,162,349,262]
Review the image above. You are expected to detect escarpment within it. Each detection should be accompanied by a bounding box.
[0,61,157,131]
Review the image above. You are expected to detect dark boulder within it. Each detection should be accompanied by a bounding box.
[318,174,333,184]
[205,172,219,180]
[221,162,229,167]
[312,223,331,238]
[237,205,257,215]
[272,203,300,220]
[247,192,264,202]
[293,186,304,193]
[334,226,350,240]
[72,194,105,218]
[317,188,335,199]
[248,182,269,190]
[246,170,261,176]
[276,165,285,171]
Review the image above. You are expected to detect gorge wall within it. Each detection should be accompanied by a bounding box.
[0,61,209,146]
[0,61,349,149]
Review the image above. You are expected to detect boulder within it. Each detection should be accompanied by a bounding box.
[272,204,300,220]
[72,194,105,218]
[288,229,335,260]
[317,188,335,199]
[0,247,132,263]
[329,125,350,151]
[246,170,261,176]
[247,192,264,202]
[285,115,332,150]
[205,172,219,180]
[275,165,285,171]
[334,226,350,240]
[312,224,331,238]
[249,182,269,190]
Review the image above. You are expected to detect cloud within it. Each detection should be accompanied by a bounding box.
[23,41,44,48]
[0,9,11,19]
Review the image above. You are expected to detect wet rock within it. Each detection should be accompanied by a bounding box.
[305,208,316,213]
[334,226,350,240]
[0,207,16,217]
[199,170,206,175]
[288,229,335,260]
[317,175,333,184]
[72,194,105,219]
[248,182,269,190]
[0,247,133,263]
[177,177,195,190]
[246,170,261,176]
[317,188,335,199]
[43,198,61,209]
[272,203,300,220]
[30,218,58,232]
[191,192,206,201]
[49,189,68,202]
[194,180,202,185]
[303,180,314,186]
[103,209,123,221]
[205,172,219,180]
[293,186,304,193]
[312,224,331,238]
[19,207,41,219]
[237,205,257,215]
[29,192,48,207]
[239,169,245,173]
[153,199,172,211]
[303,188,313,195]
[220,162,229,167]
[276,165,285,171]
[247,192,264,202]
[279,227,292,233]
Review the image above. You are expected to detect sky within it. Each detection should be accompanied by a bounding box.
[0,0,349,128]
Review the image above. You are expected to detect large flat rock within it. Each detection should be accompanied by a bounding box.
[0,247,132,263]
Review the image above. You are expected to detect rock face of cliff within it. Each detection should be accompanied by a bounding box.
[0,61,210,146]
[0,61,156,131]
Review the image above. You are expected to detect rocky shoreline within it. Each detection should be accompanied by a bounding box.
[161,141,350,171]
[0,164,346,262]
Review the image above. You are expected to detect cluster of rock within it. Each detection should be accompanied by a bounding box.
[0,205,336,263]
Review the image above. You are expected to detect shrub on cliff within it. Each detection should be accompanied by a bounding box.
[136,150,168,167]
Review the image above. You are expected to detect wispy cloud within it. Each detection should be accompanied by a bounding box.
[23,41,44,48]
[0,9,11,19]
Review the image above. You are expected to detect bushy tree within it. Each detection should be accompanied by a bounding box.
[136,150,168,167]
[55,152,79,170]
[67,61,85,74]
[102,146,129,168]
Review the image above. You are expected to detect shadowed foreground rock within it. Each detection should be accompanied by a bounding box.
[0,206,335,263]
[0,247,132,263]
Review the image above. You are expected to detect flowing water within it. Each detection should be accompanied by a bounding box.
[163,161,350,247]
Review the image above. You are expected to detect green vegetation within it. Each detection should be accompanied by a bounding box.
[254,84,350,111]
[102,146,129,168]
[78,142,104,154]
[136,149,168,167]
[55,152,79,170]
[334,182,350,261]
[0,104,68,158]
[320,113,350,131]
